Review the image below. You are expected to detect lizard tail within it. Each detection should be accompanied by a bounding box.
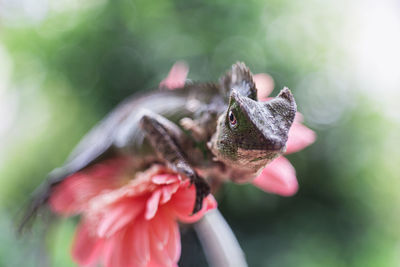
[17,157,130,235]
[16,168,68,235]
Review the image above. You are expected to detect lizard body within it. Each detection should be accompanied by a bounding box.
[19,62,296,230]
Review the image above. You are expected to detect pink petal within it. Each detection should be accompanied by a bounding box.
[103,229,127,267]
[167,183,217,223]
[166,182,196,218]
[130,218,151,266]
[71,223,104,267]
[254,73,274,101]
[150,210,171,247]
[148,260,177,267]
[149,211,180,267]
[159,61,188,90]
[151,174,179,185]
[49,175,110,215]
[149,232,171,264]
[177,194,217,224]
[145,190,162,220]
[286,113,316,154]
[160,183,180,204]
[166,217,181,263]
[252,156,298,196]
[294,112,304,123]
[148,209,175,263]
[105,220,150,267]
[49,158,128,215]
[96,198,144,237]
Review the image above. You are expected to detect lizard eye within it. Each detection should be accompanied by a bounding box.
[228,110,237,127]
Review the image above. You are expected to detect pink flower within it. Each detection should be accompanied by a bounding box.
[50,161,216,267]
[252,74,316,196]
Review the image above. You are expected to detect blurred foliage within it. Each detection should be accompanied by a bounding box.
[0,0,399,266]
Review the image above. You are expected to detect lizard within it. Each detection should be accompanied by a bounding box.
[18,62,297,231]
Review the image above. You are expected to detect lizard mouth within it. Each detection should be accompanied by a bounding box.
[230,164,266,183]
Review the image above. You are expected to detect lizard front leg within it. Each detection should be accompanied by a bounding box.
[139,111,210,214]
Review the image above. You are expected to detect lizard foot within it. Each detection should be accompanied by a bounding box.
[192,176,211,215]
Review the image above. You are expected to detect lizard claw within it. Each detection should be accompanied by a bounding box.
[191,177,210,215]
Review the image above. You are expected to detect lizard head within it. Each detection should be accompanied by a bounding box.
[209,63,297,181]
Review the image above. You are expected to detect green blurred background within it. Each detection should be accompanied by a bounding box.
[1,0,400,266]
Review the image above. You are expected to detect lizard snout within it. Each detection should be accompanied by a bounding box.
[264,87,297,131]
